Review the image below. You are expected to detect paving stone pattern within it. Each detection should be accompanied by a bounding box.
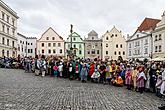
[0,69,162,110]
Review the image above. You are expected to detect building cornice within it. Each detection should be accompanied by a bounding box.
[0,31,17,40]
[0,1,19,19]
[126,34,151,42]
[152,26,165,33]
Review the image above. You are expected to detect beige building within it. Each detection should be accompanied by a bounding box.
[152,11,165,58]
[102,26,126,60]
[0,1,19,58]
[84,30,102,59]
[37,27,64,57]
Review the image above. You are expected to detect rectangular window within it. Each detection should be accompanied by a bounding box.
[2,12,5,20]
[73,44,76,48]
[31,49,33,53]
[7,39,9,46]
[106,44,108,47]
[106,51,108,55]
[79,50,82,54]
[42,49,44,53]
[155,46,158,52]
[97,50,99,54]
[2,25,5,32]
[118,51,121,55]
[12,18,15,26]
[46,37,49,40]
[48,43,51,47]
[159,34,162,40]
[12,41,14,47]
[129,51,131,56]
[116,44,118,48]
[2,37,5,44]
[12,28,15,35]
[7,27,9,34]
[114,51,117,55]
[120,44,122,48]
[95,43,98,47]
[53,49,56,53]
[60,49,62,53]
[52,37,55,40]
[145,48,148,54]
[145,39,148,45]
[91,50,95,54]
[79,44,82,48]
[123,51,125,55]
[28,49,30,53]
[7,15,9,23]
[53,43,56,47]
[58,43,61,47]
[159,45,162,52]
[129,43,131,48]
[48,49,51,54]
[42,43,44,47]
[155,35,158,41]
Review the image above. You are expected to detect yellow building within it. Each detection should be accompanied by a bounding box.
[102,26,126,60]
[0,1,19,58]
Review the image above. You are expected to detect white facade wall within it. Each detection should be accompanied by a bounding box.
[0,1,18,58]
[152,12,165,58]
[37,27,64,57]
[127,32,152,60]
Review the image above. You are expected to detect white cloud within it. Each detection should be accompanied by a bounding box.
[4,0,165,39]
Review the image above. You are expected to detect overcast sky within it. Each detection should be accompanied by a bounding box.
[4,0,165,39]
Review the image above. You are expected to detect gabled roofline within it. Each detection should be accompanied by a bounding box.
[38,27,64,41]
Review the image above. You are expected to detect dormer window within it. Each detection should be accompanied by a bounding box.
[137,34,139,38]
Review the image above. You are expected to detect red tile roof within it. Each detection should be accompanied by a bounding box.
[137,18,160,32]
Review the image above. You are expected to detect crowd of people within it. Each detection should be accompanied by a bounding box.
[1,55,165,109]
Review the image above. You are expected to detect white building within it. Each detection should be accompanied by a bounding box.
[0,1,19,58]
[37,27,64,57]
[152,11,165,58]
[102,26,126,60]
[127,18,160,61]
[17,33,37,58]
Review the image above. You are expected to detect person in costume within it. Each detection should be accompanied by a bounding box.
[91,68,100,83]
[137,66,146,94]
[80,63,88,83]
[125,64,132,90]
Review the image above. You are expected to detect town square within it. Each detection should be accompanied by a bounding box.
[0,0,165,110]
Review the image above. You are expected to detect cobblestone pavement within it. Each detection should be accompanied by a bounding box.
[0,69,162,110]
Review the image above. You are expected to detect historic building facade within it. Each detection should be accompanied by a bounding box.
[102,26,126,60]
[37,27,64,57]
[0,1,19,58]
[17,33,37,57]
[84,30,102,59]
[65,32,84,58]
[152,11,165,58]
[127,18,160,60]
